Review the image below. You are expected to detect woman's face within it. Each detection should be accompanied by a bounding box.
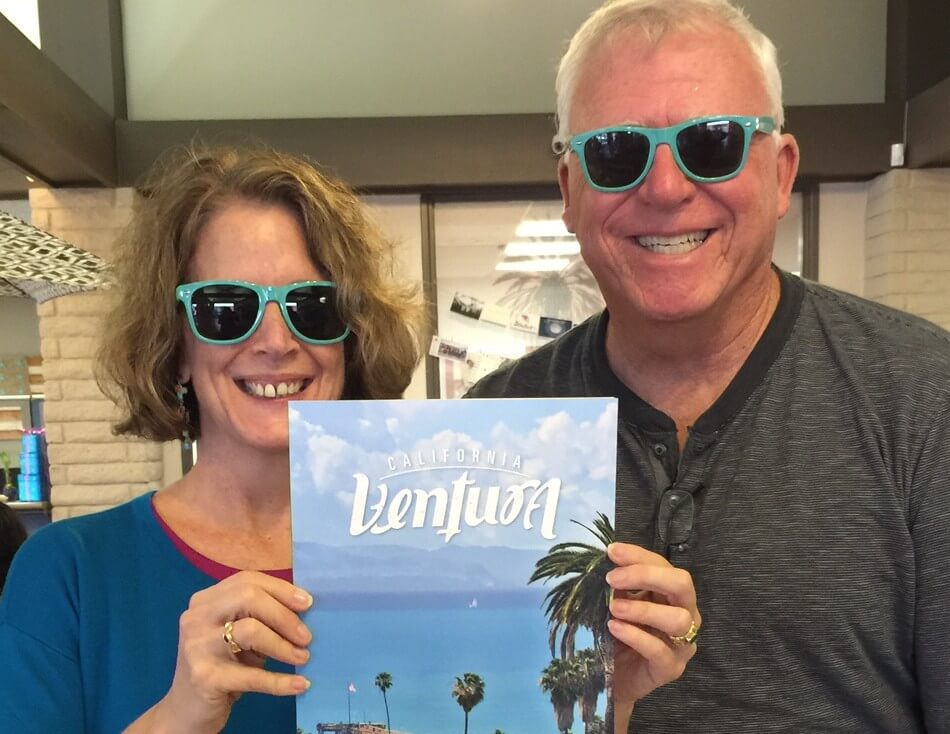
[179,197,346,456]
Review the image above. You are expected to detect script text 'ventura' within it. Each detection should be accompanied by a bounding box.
[349,470,561,543]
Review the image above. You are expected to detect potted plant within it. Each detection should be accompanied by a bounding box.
[0,450,15,501]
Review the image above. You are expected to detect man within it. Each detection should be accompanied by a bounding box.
[467,0,950,731]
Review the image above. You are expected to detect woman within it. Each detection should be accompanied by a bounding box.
[0,147,698,733]
[0,500,28,594]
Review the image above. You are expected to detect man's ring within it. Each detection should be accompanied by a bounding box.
[670,619,699,646]
[223,620,243,654]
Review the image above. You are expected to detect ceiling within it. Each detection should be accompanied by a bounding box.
[120,0,888,121]
[0,0,892,198]
[0,154,42,200]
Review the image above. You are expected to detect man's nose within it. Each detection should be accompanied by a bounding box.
[635,143,697,206]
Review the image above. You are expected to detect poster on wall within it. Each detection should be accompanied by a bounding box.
[449,292,484,320]
[428,335,469,362]
[290,398,618,734]
[538,316,573,339]
[510,311,540,333]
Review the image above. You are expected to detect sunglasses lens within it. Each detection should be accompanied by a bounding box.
[583,130,651,189]
[190,284,260,342]
[285,285,347,342]
[677,120,745,179]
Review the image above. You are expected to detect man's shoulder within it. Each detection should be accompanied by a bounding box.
[801,280,950,362]
[466,312,605,398]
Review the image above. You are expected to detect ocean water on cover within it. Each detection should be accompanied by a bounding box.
[295,589,600,734]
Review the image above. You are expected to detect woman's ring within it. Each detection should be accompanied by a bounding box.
[223,620,243,655]
[670,619,699,646]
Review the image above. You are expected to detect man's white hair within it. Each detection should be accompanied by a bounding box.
[553,0,784,152]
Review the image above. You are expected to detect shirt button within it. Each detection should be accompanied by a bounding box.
[653,443,667,456]
[674,543,688,552]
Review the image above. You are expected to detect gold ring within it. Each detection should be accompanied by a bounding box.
[223,620,243,655]
[670,619,699,646]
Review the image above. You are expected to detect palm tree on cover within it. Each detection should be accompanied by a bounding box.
[575,647,606,732]
[375,672,393,733]
[451,672,485,734]
[530,513,616,724]
[539,656,583,733]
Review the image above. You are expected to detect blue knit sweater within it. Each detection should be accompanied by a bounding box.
[0,492,295,732]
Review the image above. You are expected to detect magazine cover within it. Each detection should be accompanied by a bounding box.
[290,397,618,734]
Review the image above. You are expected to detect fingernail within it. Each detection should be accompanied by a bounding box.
[294,589,314,608]
[295,646,310,662]
[292,676,311,693]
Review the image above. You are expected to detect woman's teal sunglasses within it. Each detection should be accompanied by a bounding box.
[175,280,350,346]
[567,115,776,193]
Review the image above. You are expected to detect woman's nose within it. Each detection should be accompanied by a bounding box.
[251,302,298,355]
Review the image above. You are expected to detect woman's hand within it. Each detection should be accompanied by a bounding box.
[125,571,314,734]
[605,543,701,733]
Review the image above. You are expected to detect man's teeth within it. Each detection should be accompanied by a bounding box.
[636,230,710,254]
[241,380,305,398]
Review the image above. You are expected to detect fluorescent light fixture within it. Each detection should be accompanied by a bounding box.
[495,258,571,273]
[24,175,35,183]
[504,240,580,257]
[0,1,41,48]
[515,219,569,238]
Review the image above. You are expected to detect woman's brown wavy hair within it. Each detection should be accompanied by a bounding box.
[97,145,426,442]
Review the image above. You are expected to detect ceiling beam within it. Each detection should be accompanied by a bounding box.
[116,104,900,192]
[906,76,950,167]
[0,13,115,187]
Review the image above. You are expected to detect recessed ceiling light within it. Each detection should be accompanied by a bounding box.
[25,175,35,183]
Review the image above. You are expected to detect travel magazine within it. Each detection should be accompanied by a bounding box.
[290,398,618,734]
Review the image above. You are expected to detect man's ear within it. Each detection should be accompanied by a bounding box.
[775,133,800,220]
[558,157,576,233]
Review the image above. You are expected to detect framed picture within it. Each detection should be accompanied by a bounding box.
[538,316,573,339]
[449,292,484,320]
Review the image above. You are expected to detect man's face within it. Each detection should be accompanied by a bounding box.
[559,26,799,326]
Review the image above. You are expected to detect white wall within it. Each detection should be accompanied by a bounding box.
[819,182,869,296]
[0,296,41,354]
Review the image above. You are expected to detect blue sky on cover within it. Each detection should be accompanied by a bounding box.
[290,398,617,550]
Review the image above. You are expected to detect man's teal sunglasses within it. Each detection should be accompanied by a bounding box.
[567,115,776,193]
[175,280,350,346]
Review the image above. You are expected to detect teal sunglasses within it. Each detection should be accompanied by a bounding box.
[175,280,350,346]
[567,115,776,193]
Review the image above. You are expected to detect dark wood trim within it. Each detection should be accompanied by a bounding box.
[0,13,115,186]
[784,104,901,180]
[906,76,950,168]
[116,115,561,191]
[905,0,950,99]
[800,185,820,281]
[885,0,909,106]
[107,0,128,120]
[420,199,441,399]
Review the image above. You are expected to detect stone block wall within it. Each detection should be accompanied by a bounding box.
[865,169,950,330]
[30,188,164,520]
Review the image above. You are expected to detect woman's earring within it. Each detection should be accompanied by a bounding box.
[175,381,193,450]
